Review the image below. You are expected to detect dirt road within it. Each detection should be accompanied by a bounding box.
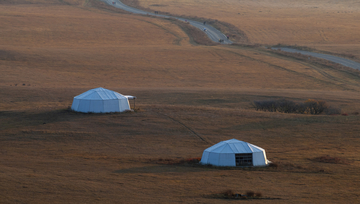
[103,0,232,44]
[273,47,360,71]
[103,0,360,71]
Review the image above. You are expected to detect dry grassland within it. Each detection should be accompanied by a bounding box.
[137,0,360,58]
[1,88,360,203]
[1,0,360,203]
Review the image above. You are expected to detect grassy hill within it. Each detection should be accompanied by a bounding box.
[136,0,360,59]
[0,0,360,203]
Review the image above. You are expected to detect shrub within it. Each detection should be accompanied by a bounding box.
[222,190,234,197]
[276,99,298,113]
[253,99,298,113]
[210,190,264,200]
[253,100,276,112]
[253,99,337,115]
[304,99,328,114]
[246,191,255,197]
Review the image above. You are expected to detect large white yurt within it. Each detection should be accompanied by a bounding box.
[200,139,268,167]
[71,87,130,113]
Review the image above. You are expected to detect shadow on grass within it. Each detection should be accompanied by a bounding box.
[0,108,135,132]
[114,165,214,174]
[115,157,325,174]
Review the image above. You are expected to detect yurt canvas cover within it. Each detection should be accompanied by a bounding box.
[200,139,268,167]
[71,87,130,113]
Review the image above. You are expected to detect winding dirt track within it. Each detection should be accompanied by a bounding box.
[103,0,360,71]
[102,0,232,44]
[274,47,360,71]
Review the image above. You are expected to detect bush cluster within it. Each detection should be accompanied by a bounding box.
[253,99,337,115]
[213,190,263,199]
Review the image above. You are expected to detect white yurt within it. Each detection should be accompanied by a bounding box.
[200,139,268,167]
[71,87,131,113]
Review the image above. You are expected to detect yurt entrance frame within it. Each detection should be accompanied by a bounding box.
[235,153,253,166]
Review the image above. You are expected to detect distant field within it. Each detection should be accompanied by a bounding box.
[1,1,360,90]
[136,0,360,58]
[1,0,360,203]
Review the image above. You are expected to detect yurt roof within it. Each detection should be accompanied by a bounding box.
[204,139,265,154]
[74,87,127,100]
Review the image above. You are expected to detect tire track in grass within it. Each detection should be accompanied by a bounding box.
[221,48,356,90]
[150,109,212,144]
[251,47,357,85]
[265,48,360,88]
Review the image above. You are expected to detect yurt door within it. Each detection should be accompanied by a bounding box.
[235,153,253,166]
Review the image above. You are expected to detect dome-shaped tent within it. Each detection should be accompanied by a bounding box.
[71,87,130,113]
[200,139,268,167]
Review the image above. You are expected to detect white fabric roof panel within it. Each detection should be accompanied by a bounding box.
[74,87,128,100]
[220,144,233,153]
[248,143,265,153]
[200,139,269,167]
[71,87,130,113]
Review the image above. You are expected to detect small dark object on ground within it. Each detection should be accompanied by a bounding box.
[269,163,278,168]
[246,191,255,197]
[208,190,278,200]
[222,189,234,197]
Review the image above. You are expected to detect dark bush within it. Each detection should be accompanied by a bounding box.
[304,99,328,114]
[246,191,255,197]
[210,190,265,200]
[253,99,303,113]
[222,190,234,197]
[276,99,298,113]
[253,99,338,115]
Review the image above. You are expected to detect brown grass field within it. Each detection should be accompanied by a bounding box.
[137,0,360,59]
[1,0,360,203]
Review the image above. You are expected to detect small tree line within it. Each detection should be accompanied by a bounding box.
[252,99,340,115]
